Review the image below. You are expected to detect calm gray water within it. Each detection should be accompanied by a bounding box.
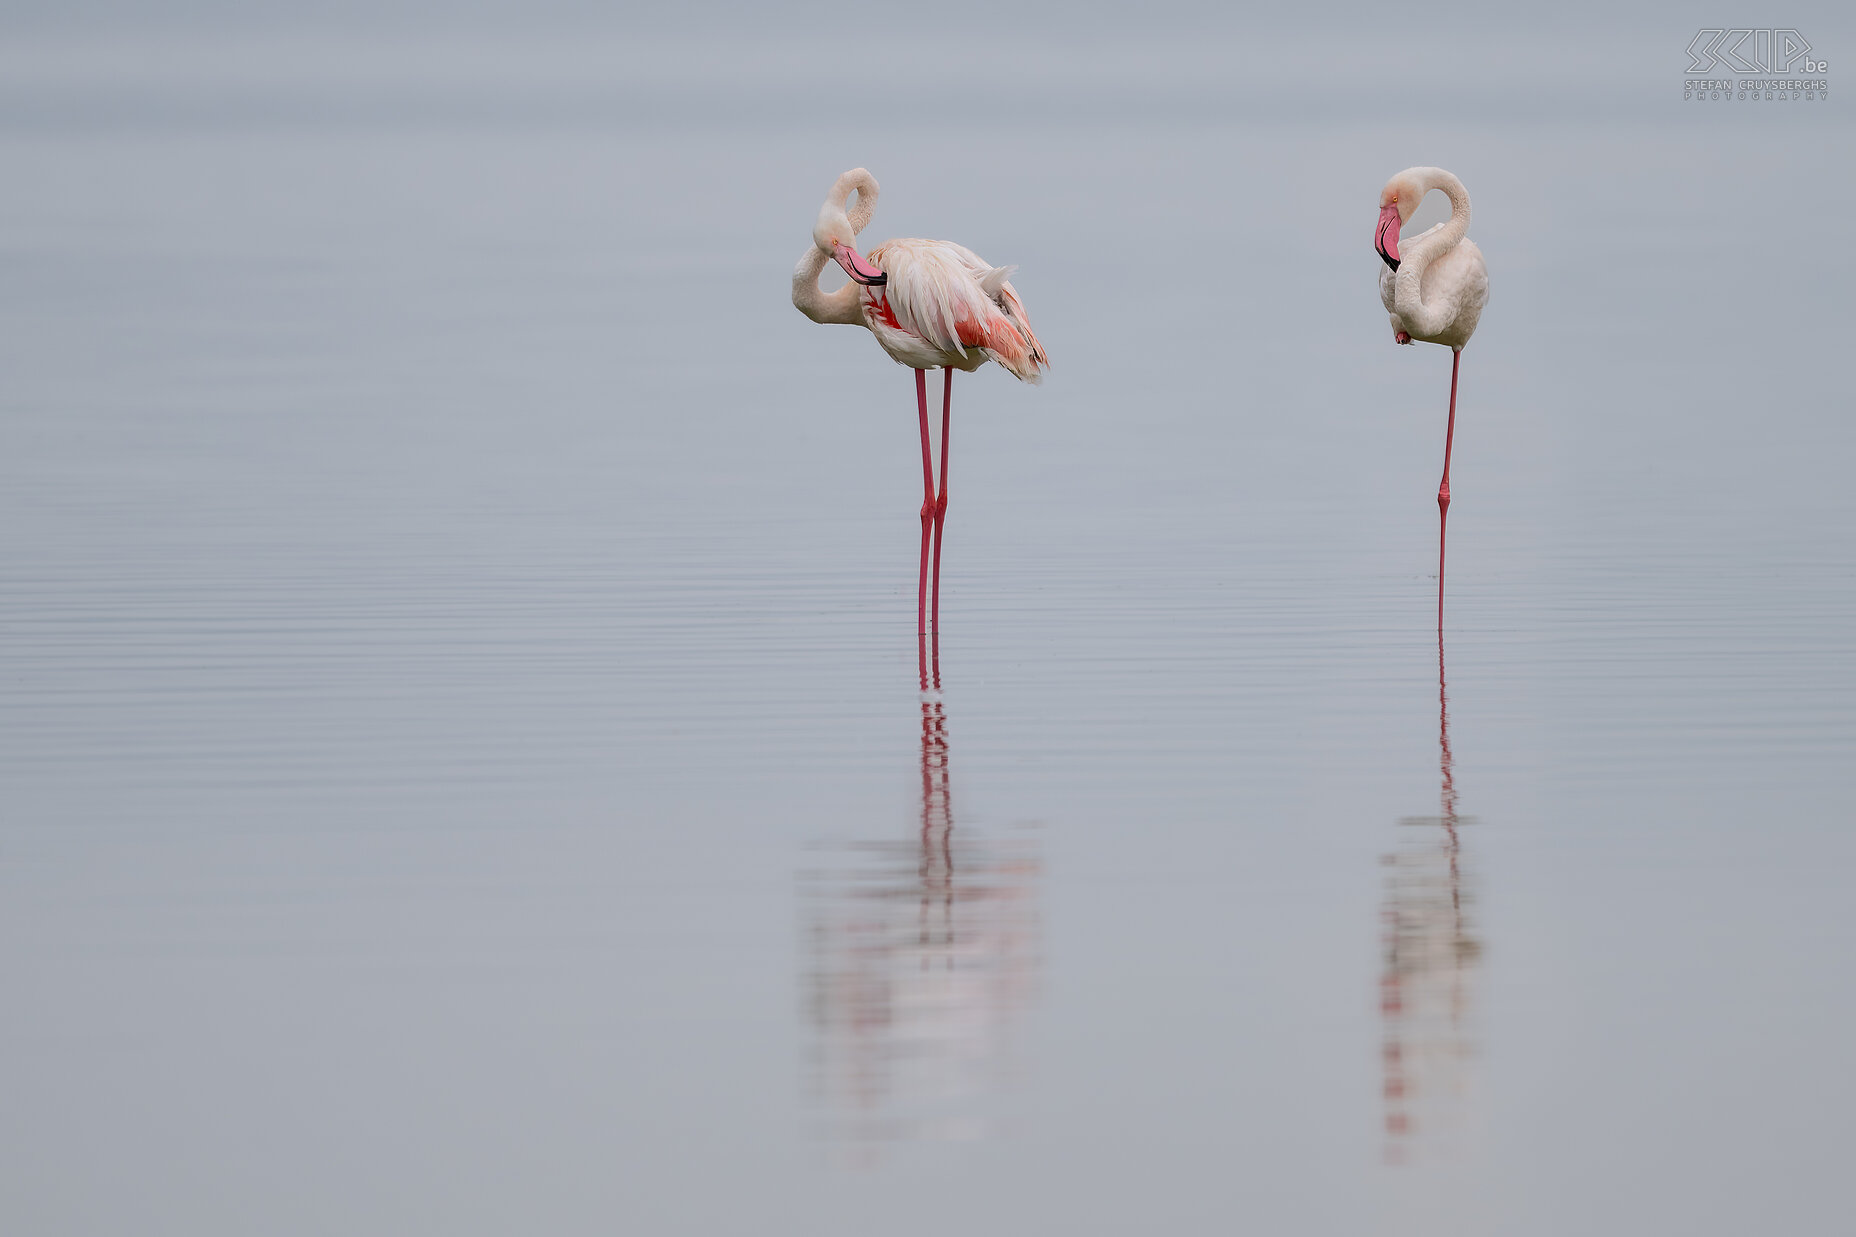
[2,14,1852,1235]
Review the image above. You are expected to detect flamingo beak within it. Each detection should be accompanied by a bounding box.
[1375,203,1402,271]
[831,241,887,286]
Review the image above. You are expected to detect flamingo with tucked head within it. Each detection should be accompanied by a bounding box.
[1375,166,1489,624]
[794,168,1048,633]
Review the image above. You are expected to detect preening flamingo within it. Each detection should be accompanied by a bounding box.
[793,168,1049,632]
[1375,166,1489,624]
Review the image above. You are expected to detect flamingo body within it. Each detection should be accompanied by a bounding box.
[861,238,1047,380]
[1379,230,1487,350]
[1374,166,1488,351]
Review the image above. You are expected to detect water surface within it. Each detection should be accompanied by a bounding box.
[1,18,1852,1236]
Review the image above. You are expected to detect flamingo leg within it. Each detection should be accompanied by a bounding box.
[1439,348,1460,511]
[929,369,952,630]
[1437,348,1461,628]
[915,368,934,634]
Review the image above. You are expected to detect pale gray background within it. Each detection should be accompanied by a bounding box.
[1,3,1851,1234]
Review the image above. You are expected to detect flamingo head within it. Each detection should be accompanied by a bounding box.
[1375,173,1421,272]
[814,202,886,287]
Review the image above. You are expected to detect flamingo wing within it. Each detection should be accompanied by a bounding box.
[868,238,1049,382]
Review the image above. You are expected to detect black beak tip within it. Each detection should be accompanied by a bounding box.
[1378,251,1400,272]
[857,271,887,287]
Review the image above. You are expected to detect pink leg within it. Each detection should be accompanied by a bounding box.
[915,369,934,634]
[1438,506,1449,629]
[1437,348,1461,628]
[929,369,952,630]
[1439,348,1460,511]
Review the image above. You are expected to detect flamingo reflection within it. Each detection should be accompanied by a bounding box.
[1379,628,1483,1164]
[801,634,1042,1152]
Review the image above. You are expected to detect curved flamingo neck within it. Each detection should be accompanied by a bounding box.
[795,169,881,327]
[791,246,865,326]
[1404,170,1471,268]
[827,168,878,235]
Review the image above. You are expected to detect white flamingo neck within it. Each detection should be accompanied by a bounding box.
[794,168,884,328]
[828,168,878,236]
[791,246,864,326]
[1405,168,1471,264]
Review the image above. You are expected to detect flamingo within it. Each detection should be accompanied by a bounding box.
[792,168,1048,632]
[1375,166,1489,624]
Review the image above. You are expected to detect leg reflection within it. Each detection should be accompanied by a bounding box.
[919,631,952,962]
[1379,627,1482,1165]
[801,634,1042,1153]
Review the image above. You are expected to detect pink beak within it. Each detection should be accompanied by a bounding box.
[831,241,887,286]
[1375,203,1402,271]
